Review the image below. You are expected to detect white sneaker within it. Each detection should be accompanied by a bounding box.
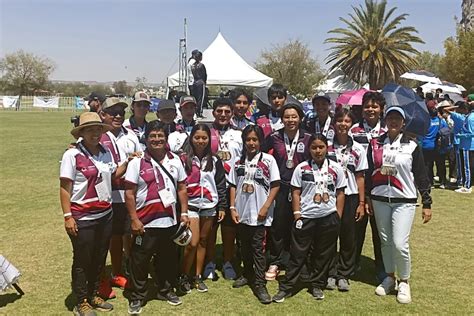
[397,282,412,304]
[433,176,439,182]
[375,276,396,296]
[455,187,472,194]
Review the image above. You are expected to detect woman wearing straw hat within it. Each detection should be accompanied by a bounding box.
[60,112,128,316]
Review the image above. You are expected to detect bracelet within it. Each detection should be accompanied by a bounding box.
[293,211,302,215]
[229,206,236,210]
[181,213,189,217]
[63,212,72,218]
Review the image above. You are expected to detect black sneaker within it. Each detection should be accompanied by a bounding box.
[232,276,249,288]
[272,290,290,303]
[157,290,182,306]
[73,299,96,316]
[177,274,192,294]
[128,300,143,315]
[89,295,113,312]
[194,276,208,293]
[311,287,325,300]
[254,285,272,304]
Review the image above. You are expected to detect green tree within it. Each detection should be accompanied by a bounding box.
[135,76,148,91]
[0,50,55,95]
[439,29,474,92]
[112,80,132,96]
[414,51,443,76]
[255,39,324,96]
[325,0,424,90]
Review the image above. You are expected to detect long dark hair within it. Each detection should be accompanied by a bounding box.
[240,125,265,162]
[182,123,214,172]
[306,134,329,161]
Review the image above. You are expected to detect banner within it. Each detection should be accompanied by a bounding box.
[1,96,20,108]
[75,96,85,109]
[33,96,59,108]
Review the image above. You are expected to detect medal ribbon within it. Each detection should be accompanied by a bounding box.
[315,117,331,137]
[284,130,300,162]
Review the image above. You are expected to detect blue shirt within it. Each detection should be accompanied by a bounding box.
[457,112,474,150]
[450,112,465,146]
[422,117,446,150]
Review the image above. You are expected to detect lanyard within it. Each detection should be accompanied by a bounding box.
[103,132,121,163]
[78,142,107,179]
[150,159,167,191]
[311,159,329,192]
[363,120,382,139]
[334,144,350,172]
[284,130,300,161]
[244,152,261,182]
[315,117,331,136]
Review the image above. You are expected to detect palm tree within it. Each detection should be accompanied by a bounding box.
[325,0,424,90]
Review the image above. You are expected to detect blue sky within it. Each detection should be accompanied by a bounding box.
[0,0,461,84]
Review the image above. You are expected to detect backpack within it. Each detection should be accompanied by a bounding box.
[436,118,452,151]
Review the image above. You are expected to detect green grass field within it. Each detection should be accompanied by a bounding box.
[0,111,473,315]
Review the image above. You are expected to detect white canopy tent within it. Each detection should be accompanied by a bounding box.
[167,33,273,88]
[313,69,369,93]
[421,82,463,95]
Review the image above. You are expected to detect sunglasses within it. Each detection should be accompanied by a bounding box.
[103,109,125,117]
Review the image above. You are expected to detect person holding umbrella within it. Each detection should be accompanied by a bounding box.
[366,106,432,304]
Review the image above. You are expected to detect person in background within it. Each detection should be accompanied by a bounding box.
[416,87,424,100]
[124,92,151,151]
[366,106,432,304]
[124,120,190,312]
[87,92,107,113]
[190,50,207,118]
[263,104,312,281]
[303,92,335,145]
[230,88,254,130]
[229,125,280,304]
[176,95,198,134]
[272,134,347,303]
[155,99,186,153]
[253,84,287,137]
[326,108,368,292]
[177,124,227,294]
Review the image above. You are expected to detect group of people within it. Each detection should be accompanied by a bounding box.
[60,84,437,316]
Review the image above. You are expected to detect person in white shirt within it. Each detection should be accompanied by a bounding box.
[273,134,347,303]
[123,92,151,151]
[124,120,190,311]
[229,125,280,304]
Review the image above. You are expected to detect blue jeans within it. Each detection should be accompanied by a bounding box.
[372,201,416,280]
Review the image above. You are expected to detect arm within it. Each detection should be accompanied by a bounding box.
[214,158,227,222]
[125,182,144,235]
[355,172,365,221]
[114,160,129,179]
[258,181,280,222]
[412,145,433,224]
[229,185,239,224]
[365,142,375,215]
[177,181,190,226]
[60,178,78,236]
[292,187,302,221]
[335,189,345,219]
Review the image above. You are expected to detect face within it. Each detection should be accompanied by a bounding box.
[245,130,260,155]
[192,130,209,152]
[282,108,301,132]
[213,105,232,126]
[157,108,177,124]
[314,99,330,119]
[146,130,167,151]
[385,111,404,135]
[335,114,353,136]
[180,103,196,121]
[269,93,286,111]
[309,139,327,163]
[89,100,101,112]
[101,105,125,128]
[132,101,150,119]
[363,100,382,122]
[234,95,250,118]
[80,125,103,145]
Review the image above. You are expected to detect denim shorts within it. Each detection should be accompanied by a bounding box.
[188,207,217,218]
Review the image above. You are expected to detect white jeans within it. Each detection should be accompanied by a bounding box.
[372,201,416,280]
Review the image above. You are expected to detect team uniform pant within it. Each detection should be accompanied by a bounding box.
[355,211,385,280]
[372,201,415,280]
[459,149,474,188]
[191,80,206,116]
[69,211,113,302]
[329,194,358,280]
[129,225,178,301]
[238,224,267,286]
[279,212,340,292]
[268,183,292,269]
[423,149,446,186]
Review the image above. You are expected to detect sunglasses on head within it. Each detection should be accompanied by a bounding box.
[103,108,125,117]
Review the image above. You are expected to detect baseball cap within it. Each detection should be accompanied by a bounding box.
[158,99,177,112]
[87,92,106,103]
[385,106,405,119]
[132,91,151,104]
[180,95,197,107]
[312,92,331,103]
[171,222,192,246]
[102,97,128,110]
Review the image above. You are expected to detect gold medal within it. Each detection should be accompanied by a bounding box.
[242,183,248,193]
[314,193,322,204]
[322,192,330,203]
[247,183,255,193]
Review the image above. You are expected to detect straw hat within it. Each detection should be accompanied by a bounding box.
[71,112,112,139]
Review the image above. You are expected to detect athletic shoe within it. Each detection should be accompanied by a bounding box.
[455,187,472,194]
[232,276,249,288]
[311,287,325,300]
[326,277,337,290]
[89,296,113,312]
[128,300,143,315]
[439,184,446,189]
[337,278,350,292]
[433,176,439,182]
[177,274,192,294]
[265,265,279,281]
[222,261,237,280]
[254,285,272,304]
[110,275,128,289]
[194,276,209,293]
[73,299,96,316]
[203,261,216,280]
[272,290,291,303]
[157,291,182,306]
[375,276,396,296]
[397,282,412,304]
[449,177,457,183]
[98,279,116,300]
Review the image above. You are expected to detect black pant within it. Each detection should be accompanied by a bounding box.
[268,183,292,269]
[191,80,205,116]
[69,212,113,302]
[279,213,340,292]
[129,226,178,301]
[423,149,446,185]
[329,194,358,279]
[238,224,266,286]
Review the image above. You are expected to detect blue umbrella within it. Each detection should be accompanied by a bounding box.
[382,83,430,137]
